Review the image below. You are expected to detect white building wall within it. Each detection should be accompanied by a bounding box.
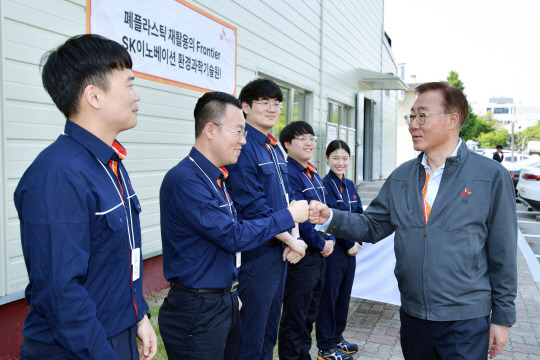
[380,40,399,178]
[0,0,400,300]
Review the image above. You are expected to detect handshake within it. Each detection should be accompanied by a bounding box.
[287,200,331,225]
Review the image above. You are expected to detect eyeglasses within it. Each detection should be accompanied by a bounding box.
[404,112,450,126]
[213,123,247,141]
[252,101,283,111]
[294,136,318,143]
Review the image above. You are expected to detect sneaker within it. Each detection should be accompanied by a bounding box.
[337,340,359,354]
[317,348,354,360]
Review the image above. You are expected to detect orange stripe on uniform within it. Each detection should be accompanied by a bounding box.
[422,173,431,222]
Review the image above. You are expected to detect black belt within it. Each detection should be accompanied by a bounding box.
[171,281,238,293]
[264,237,283,246]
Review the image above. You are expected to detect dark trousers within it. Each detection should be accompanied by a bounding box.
[278,249,325,360]
[159,286,241,360]
[20,325,138,360]
[236,244,287,360]
[399,308,490,360]
[316,244,356,350]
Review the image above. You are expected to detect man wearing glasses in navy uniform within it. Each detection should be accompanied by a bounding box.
[227,79,307,360]
[310,82,517,360]
[15,34,156,360]
[158,91,309,359]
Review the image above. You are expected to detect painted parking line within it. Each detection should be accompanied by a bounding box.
[524,234,540,238]
[518,220,540,224]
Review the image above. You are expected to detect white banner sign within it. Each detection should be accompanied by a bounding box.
[87,0,237,94]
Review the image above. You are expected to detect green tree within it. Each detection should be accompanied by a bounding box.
[476,112,496,135]
[477,129,509,148]
[446,71,479,140]
[518,122,540,143]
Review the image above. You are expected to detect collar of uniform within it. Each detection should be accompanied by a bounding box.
[286,156,310,173]
[219,166,229,179]
[328,169,345,184]
[188,147,223,182]
[245,123,274,146]
[63,120,122,165]
[112,140,127,160]
[267,134,278,146]
[419,138,463,172]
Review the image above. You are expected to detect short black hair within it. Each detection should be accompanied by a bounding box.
[496,145,504,149]
[238,79,283,107]
[41,34,133,119]
[194,91,241,138]
[279,121,314,153]
[326,140,350,157]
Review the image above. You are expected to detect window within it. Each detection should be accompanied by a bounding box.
[327,101,356,180]
[493,107,509,114]
[327,102,353,127]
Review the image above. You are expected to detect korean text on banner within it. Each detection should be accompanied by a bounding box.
[87,0,237,94]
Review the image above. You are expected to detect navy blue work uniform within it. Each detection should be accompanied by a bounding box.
[14,120,147,360]
[316,171,364,350]
[226,124,293,360]
[316,171,363,351]
[278,158,333,360]
[159,147,295,360]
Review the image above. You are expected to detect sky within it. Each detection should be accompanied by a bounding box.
[384,0,540,107]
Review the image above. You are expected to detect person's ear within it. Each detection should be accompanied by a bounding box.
[242,101,251,115]
[82,84,101,110]
[284,141,292,153]
[448,113,459,130]
[204,122,216,140]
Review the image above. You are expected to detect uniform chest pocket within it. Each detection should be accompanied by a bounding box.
[260,163,278,187]
[128,194,142,214]
[279,163,289,176]
[442,180,490,233]
[104,205,126,232]
[301,186,318,201]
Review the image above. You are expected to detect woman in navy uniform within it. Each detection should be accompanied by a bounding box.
[315,140,362,360]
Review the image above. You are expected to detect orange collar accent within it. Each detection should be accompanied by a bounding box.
[267,134,278,146]
[112,140,127,160]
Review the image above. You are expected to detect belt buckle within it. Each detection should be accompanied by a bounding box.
[231,280,239,292]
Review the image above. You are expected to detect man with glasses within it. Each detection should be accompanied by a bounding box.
[310,82,517,359]
[277,121,338,360]
[158,91,309,359]
[227,79,307,360]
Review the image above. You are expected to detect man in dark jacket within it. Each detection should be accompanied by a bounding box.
[310,82,517,360]
[493,145,504,162]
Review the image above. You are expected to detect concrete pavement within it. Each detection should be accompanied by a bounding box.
[309,230,540,359]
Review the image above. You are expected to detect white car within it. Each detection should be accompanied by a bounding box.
[501,153,528,166]
[517,162,540,211]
